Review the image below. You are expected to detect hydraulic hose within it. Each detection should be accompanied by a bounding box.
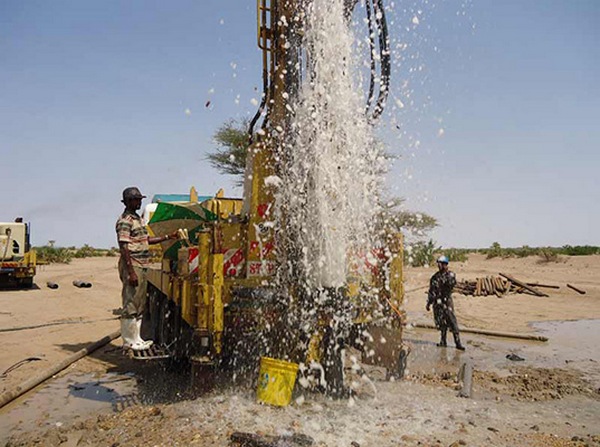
[365,0,377,115]
[370,0,391,121]
[249,0,272,143]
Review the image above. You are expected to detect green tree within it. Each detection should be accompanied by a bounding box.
[380,197,437,238]
[206,119,251,186]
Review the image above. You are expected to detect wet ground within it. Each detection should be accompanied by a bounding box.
[0,373,138,439]
[404,318,600,386]
[0,357,198,443]
[1,319,599,445]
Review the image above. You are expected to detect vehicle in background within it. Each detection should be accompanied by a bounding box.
[0,218,36,288]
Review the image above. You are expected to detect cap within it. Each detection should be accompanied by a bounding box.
[437,255,449,264]
[122,187,146,201]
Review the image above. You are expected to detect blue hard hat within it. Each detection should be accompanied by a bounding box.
[437,255,449,264]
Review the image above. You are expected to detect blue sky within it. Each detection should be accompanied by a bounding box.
[1,0,598,248]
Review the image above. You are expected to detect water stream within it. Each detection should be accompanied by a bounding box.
[276,0,387,292]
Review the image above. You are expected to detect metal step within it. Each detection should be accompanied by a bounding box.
[126,344,171,361]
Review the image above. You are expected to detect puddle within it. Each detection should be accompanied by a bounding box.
[528,319,600,386]
[403,319,600,387]
[0,360,202,443]
[530,319,600,361]
[0,372,137,442]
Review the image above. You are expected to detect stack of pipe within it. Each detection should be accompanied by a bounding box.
[454,273,550,298]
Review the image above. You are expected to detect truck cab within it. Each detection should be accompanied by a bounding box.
[0,219,36,288]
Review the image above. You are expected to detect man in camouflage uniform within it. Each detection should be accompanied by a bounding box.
[426,256,465,350]
[116,187,177,351]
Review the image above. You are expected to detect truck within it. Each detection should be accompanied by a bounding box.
[0,219,36,288]
[139,0,406,397]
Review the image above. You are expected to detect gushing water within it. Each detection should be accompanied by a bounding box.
[277,0,387,292]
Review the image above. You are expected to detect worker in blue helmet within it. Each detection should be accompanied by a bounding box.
[426,255,465,350]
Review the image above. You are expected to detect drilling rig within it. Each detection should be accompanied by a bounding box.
[143,0,405,397]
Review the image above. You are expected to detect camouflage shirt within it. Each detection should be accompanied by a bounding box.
[427,270,456,307]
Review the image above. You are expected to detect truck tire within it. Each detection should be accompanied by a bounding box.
[19,277,34,288]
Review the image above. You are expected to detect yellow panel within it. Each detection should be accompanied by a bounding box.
[197,284,209,330]
[198,232,210,284]
[190,186,198,203]
[212,284,224,354]
[201,197,243,220]
[219,223,243,250]
[209,254,224,286]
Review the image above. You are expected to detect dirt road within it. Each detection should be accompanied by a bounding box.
[1,255,599,446]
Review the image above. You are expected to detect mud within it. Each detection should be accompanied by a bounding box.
[4,326,600,447]
[5,378,600,447]
[475,367,600,402]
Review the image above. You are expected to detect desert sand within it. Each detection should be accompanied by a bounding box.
[1,254,599,446]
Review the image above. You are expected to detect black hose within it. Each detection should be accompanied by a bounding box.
[371,0,391,121]
[248,94,267,145]
[249,0,274,144]
[365,0,377,115]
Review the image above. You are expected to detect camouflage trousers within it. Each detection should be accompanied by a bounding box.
[432,299,459,334]
[118,259,148,319]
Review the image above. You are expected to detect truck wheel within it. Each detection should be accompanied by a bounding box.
[19,278,34,288]
[146,286,162,341]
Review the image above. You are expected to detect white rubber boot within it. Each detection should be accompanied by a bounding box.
[121,318,145,351]
[135,318,153,349]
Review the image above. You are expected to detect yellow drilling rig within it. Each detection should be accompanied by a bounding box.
[143,0,406,396]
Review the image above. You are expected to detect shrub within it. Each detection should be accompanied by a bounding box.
[559,245,600,256]
[35,246,73,264]
[106,247,119,257]
[36,244,120,263]
[440,248,470,263]
[486,242,504,259]
[537,248,561,263]
[73,244,115,258]
[73,244,96,258]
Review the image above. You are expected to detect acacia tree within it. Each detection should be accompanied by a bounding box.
[206,119,250,186]
[206,119,438,240]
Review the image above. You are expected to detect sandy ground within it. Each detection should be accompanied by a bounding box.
[404,253,600,333]
[1,255,599,446]
[0,257,122,397]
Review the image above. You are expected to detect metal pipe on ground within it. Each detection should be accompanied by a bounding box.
[457,358,474,398]
[0,330,121,409]
[499,273,548,297]
[527,282,560,290]
[567,284,586,295]
[409,323,548,342]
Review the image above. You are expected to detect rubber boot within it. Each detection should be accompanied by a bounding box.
[135,317,153,349]
[436,330,447,347]
[454,332,466,351]
[121,318,145,351]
